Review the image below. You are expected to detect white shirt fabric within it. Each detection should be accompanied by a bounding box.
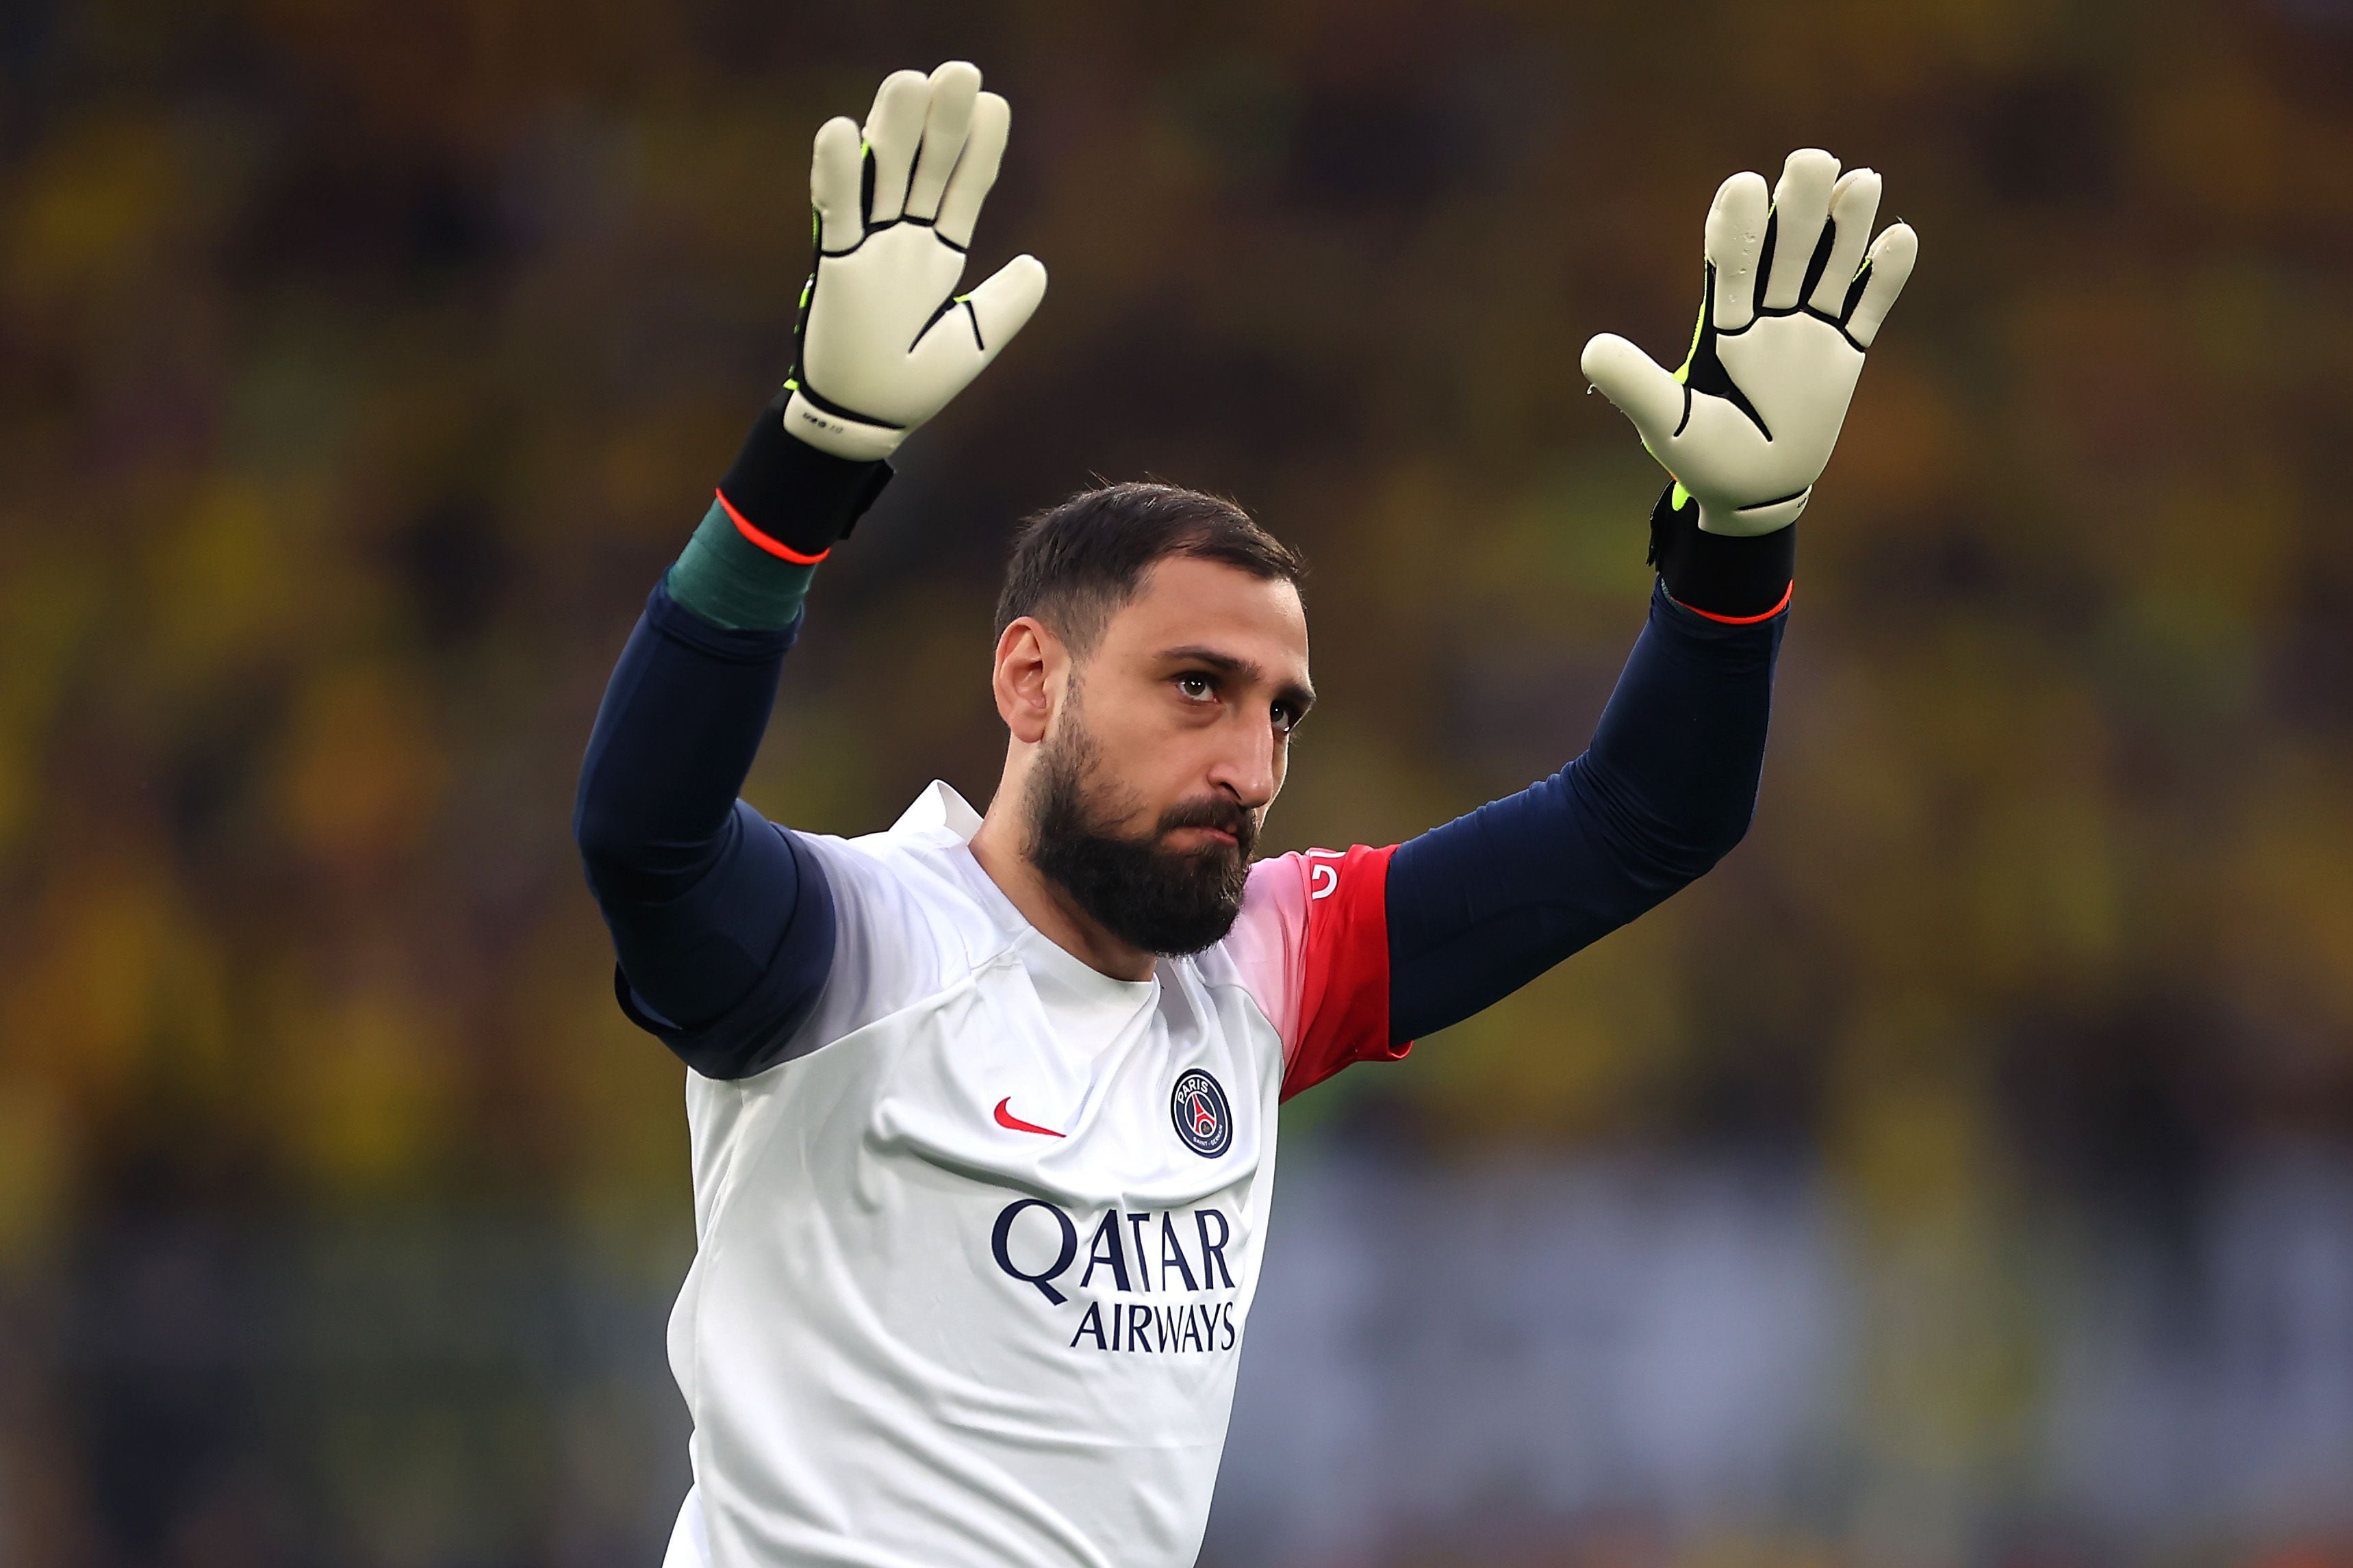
[657,782,1400,1568]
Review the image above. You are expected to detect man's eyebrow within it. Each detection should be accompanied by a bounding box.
[1157,645,1316,712]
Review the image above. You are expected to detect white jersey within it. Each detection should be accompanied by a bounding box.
[659,782,1401,1568]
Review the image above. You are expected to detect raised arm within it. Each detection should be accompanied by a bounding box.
[572,62,1045,1079]
[1386,148,1918,1044]
[1387,519,1786,1042]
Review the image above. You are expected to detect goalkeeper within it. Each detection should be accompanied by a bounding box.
[572,61,1916,1568]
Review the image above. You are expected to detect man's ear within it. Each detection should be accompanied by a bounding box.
[992,616,1064,745]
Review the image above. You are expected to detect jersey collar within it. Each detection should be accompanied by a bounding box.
[896,780,1163,1007]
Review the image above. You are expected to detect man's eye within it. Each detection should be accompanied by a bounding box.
[1176,674,1214,700]
[1271,704,1298,734]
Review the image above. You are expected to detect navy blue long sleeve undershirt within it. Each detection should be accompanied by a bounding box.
[1386,585,1781,1041]
[574,573,1783,1079]
[572,585,837,1075]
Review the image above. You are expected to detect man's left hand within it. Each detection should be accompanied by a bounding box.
[1581,149,1918,536]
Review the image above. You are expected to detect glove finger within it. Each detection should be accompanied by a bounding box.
[1844,222,1918,349]
[1807,168,1881,315]
[863,68,931,224]
[906,60,980,224]
[965,254,1048,356]
[902,255,1047,398]
[1581,333,1685,450]
[811,116,865,253]
[934,91,1010,249]
[1761,148,1839,310]
[1703,172,1770,331]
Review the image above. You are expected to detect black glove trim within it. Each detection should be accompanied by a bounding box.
[1646,483,1796,622]
[717,390,895,558]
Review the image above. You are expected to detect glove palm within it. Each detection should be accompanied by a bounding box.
[784,62,1047,461]
[1582,149,1918,535]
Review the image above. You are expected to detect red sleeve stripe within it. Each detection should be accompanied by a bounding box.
[715,487,831,565]
[1670,580,1792,625]
[1279,844,1410,1102]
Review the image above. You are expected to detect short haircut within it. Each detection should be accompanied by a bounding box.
[994,482,1307,654]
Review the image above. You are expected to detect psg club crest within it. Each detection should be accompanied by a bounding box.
[1170,1069,1232,1159]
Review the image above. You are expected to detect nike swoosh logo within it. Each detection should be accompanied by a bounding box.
[993,1098,1065,1138]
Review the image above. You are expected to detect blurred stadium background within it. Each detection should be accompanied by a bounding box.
[4,0,2353,1563]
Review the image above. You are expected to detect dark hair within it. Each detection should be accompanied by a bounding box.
[993,482,1306,653]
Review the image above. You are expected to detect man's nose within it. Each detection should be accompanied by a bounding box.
[1206,719,1278,809]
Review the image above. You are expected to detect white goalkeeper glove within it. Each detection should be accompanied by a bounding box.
[1581,149,1918,535]
[782,62,1048,462]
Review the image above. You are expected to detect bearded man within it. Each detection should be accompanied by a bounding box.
[573,60,1916,1568]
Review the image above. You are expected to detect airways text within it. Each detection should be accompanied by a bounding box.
[991,1200,1241,1355]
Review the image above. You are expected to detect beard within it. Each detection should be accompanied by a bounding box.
[1023,706,1258,957]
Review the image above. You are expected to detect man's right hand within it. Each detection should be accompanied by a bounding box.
[783,61,1049,462]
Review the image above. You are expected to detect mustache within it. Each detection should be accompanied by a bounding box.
[1156,796,1257,854]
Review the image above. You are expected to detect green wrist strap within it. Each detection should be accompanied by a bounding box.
[665,499,819,631]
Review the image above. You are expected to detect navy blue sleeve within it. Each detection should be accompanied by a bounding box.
[572,582,836,1079]
[1385,580,1784,1043]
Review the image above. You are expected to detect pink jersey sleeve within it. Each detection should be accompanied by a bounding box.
[1226,845,1412,1101]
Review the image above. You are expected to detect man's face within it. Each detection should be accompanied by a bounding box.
[1023,556,1314,955]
